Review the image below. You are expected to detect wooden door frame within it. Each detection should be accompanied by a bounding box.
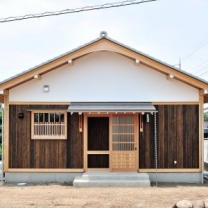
[83,113,139,172]
[110,114,138,172]
[84,114,110,172]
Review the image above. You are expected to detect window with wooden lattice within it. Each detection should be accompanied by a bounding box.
[31,111,67,139]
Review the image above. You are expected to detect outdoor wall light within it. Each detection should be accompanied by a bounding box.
[34,74,41,80]
[18,113,24,119]
[140,114,143,132]
[146,113,149,122]
[79,114,83,132]
[167,74,174,80]
[43,85,50,92]
[135,59,140,66]
[67,59,73,65]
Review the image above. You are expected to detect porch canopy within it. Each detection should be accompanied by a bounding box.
[67,102,157,114]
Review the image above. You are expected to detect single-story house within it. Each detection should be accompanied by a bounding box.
[1,31,208,184]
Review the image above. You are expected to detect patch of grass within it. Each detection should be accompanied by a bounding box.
[0,144,2,154]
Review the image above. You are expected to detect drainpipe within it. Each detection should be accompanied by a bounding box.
[0,107,4,182]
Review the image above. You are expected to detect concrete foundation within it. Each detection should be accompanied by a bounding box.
[148,172,202,183]
[4,172,203,184]
[5,172,83,183]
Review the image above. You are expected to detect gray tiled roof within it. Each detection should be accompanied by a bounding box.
[1,33,208,85]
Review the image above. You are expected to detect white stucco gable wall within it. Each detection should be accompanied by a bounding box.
[9,51,199,102]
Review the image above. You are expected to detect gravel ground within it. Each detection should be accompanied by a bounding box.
[0,182,208,208]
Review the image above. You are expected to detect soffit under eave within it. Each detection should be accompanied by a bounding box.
[0,38,208,90]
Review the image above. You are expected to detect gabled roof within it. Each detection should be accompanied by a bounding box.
[0,31,208,101]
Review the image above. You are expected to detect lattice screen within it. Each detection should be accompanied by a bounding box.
[111,115,136,171]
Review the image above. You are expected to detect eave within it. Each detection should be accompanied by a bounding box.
[0,34,208,103]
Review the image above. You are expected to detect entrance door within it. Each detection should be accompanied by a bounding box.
[87,117,109,170]
[111,115,138,172]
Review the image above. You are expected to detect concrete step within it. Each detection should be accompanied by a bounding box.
[73,172,150,187]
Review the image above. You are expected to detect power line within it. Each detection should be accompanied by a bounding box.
[196,67,208,76]
[198,70,208,77]
[182,34,208,63]
[188,60,208,75]
[191,60,208,72]
[0,0,157,23]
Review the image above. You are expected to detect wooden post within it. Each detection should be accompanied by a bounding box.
[3,90,9,171]
[135,114,139,171]
[83,114,87,171]
[109,115,112,172]
[199,90,204,175]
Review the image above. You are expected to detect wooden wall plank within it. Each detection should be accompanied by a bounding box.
[150,113,155,168]
[67,113,83,168]
[176,105,183,168]
[139,113,154,169]
[34,140,40,168]
[167,105,177,168]
[9,105,83,169]
[39,141,45,168]
[158,106,165,168]
[139,105,199,169]
[163,106,169,168]
[44,140,49,168]
[30,139,35,168]
[192,105,199,168]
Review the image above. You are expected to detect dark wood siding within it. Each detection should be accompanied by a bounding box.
[139,105,199,169]
[139,113,155,169]
[9,105,83,169]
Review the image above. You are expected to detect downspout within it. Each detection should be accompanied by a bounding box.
[154,112,158,186]
[0,107,4,182]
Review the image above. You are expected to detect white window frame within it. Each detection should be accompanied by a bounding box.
[31,110,67,139]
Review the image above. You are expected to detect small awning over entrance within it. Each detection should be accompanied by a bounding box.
[67,102,157,113]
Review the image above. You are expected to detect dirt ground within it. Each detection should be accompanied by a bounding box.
[1,181,208,208]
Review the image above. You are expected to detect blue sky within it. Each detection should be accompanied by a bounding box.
[1,0,208,82]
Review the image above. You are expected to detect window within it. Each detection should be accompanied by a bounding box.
[31,111,67,139]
